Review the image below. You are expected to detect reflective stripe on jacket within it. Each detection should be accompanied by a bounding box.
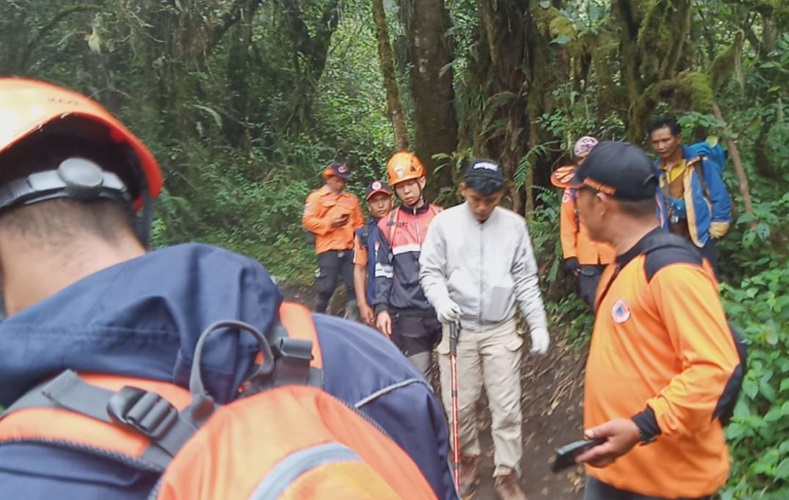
[374,203,441,313]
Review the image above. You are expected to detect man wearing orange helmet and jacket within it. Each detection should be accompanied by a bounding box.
[374,151,443,377]
[302,163,364,315]
[0,78,457,499]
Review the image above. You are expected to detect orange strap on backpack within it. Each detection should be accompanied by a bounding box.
[0,302,435,498]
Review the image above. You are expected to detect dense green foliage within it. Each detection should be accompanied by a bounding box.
[1,0,788,497]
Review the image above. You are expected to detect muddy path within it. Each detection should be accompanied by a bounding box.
[279,284,587,499]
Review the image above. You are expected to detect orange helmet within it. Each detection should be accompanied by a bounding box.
[386,151,425,187]
[0,77,162,206]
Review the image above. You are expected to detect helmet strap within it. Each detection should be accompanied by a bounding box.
[135,185,153,249]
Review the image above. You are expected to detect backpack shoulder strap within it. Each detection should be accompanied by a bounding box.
[687,156,712,201]
[595,231,701,308]
[639,231,703,282]
[386,208,399,245]
[0,302,324,472]
[0,371,193,471]
[269,302,323,386]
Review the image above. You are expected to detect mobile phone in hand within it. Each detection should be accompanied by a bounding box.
[550,438,606,473]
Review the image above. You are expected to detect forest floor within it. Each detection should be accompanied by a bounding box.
[280,284,587,500]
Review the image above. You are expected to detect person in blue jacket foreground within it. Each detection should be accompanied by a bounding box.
[0,77,455,499]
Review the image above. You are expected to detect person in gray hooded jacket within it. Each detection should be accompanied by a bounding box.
[419,158,550,500]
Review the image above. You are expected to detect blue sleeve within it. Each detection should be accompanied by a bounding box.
[702,158,732,224]
[373,224,393,313]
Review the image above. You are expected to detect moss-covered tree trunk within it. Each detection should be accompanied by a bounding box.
[372,0,409,151]
[399,0,458,195]
[611,0,693,143]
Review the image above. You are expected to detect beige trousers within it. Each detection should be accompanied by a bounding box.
[437,318,523,477]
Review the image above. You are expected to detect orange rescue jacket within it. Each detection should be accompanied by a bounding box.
[584,231,740,498]
[559,188,615,265]
[302,186,364,254]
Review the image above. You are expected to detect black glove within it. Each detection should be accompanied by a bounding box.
[563,257,580,275]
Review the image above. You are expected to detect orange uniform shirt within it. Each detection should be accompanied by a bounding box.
[560,188,615,265]
[353,234,368,266]
[302,186,364,254]
[584,244,740,497]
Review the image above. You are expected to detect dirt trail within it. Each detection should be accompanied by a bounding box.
[279,284,587,499]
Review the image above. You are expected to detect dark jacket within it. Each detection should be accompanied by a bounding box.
[374,203,442,315]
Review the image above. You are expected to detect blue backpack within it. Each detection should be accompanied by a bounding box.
[687,138,726,175]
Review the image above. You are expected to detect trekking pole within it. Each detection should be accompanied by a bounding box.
[449,320,461,493]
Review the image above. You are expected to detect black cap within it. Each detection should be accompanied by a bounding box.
[365,180,391,200]
[566,141,657,201]
[464,158,504,182]
[322,162,351,180]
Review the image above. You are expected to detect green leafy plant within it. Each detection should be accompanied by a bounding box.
[720,266,789,499]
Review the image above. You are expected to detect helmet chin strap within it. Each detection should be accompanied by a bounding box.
[135,186,153,249]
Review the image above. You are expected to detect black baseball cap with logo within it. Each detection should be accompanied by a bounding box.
[464,158,504,182]
[564,141,658,201]
[365,180,391,200]
[322,162,351,180]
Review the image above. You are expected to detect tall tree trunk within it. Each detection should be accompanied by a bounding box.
[276,0,342,134]
[372,0,408,150]
[399,0,458,195]
[475,0,531,213]
[225,5,257,150]
[712,102,755,224]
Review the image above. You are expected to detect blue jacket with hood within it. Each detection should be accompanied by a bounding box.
[0,243,454,499]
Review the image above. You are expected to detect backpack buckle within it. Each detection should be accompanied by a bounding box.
[107,386,179,440]
[271,337,314,387]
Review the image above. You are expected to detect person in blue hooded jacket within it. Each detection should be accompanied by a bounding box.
[0,78,455,499]
[649,116,732,278]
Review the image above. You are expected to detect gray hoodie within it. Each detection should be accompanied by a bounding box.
[419,203,548,333]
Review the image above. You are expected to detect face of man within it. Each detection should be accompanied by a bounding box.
[394,177,425,207]
[367,192,392,220]
[576,187,607,242]
[575,153,589,167]
[326,176,346,194]
[461,183,503,222]
[650,126,681,161]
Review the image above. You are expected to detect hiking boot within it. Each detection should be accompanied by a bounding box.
[494,471,527,500]
[458,454,479,498]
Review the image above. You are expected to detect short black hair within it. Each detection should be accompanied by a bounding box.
[464,176,504,196]
[0,198,135,244]
[617,196,658,219]
[649,116,682,136]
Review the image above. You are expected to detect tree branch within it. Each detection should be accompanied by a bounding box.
[20,3,105,71]
[208,0,265,51]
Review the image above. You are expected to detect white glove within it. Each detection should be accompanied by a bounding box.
[436,298,462,324]
[529,327,550,355]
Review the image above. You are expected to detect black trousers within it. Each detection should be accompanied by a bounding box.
[314,250,354,314]
[700,237,720,281]
[584,477,713,500]
[390,312,442,378]
[578,264,604,310]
